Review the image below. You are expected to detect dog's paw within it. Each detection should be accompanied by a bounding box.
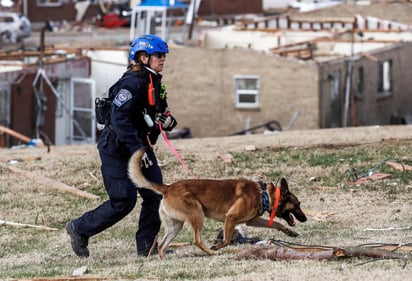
[210,244,225,253]
[285,229,300,237]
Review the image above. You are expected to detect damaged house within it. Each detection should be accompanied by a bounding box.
[160,4,412,137]
[2,2,412,145]
[0,46,95,147]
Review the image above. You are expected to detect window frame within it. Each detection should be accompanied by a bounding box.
[377,60,393,98]
[233,75,260,109]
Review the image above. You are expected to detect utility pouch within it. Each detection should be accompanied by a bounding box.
[95,97,112,125]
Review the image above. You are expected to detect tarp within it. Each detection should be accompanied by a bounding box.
[138,0,188,8]
[130,0,189,41]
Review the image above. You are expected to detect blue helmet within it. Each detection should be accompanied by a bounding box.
[129,34,169,61]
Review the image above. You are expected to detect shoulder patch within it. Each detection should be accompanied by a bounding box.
[113,89,132,107]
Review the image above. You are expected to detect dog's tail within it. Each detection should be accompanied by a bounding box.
[128,147,165,195]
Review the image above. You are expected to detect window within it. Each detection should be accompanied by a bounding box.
[234,75,259,109]
[328,71,341,128]
[0,85,10,126]
[70,78,96,144]
[55,79,69,118]
[378,60,392,97]
[37,0,63,7]
[355,66,364,99]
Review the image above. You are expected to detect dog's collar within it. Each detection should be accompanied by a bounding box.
[258,181,271,216]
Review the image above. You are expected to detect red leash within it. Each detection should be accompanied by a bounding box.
[159,124,197,178]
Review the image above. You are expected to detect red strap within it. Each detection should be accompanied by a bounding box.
[159,124,197,178]
[268,186,281,227]
[148,74,155,106]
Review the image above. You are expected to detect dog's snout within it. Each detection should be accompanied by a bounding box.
[296,210,307,222]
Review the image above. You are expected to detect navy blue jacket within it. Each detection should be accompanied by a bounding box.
[97,68,168,178]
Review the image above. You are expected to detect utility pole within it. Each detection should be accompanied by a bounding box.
[188,0,197,40]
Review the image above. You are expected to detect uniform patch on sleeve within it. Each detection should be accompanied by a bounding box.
[113,89,132,107]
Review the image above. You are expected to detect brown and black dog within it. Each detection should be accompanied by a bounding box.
[128,148,307,259]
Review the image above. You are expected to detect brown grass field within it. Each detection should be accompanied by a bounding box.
[0,125,411,281]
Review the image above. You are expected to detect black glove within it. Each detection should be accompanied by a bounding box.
[158,113,177,131]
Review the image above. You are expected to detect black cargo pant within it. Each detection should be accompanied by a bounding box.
[71,149,162,255]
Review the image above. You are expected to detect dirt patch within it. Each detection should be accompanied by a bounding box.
[163,125,412,161]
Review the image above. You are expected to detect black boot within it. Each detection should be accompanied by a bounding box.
[66,221,90,258]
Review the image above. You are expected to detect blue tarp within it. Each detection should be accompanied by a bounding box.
[139,0,188,8]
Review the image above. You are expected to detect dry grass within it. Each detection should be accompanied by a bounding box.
[0,126,411,281]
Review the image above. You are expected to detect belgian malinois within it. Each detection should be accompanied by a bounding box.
[128,148,307,259]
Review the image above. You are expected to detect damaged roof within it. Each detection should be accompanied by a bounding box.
[291,2,412,24]
[201,3,412,62]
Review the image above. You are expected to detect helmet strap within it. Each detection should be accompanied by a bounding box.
[135,52,150,67]
[139,58,150,68]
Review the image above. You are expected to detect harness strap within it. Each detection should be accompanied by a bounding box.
[258,181,270,216]
[268,186,281,227]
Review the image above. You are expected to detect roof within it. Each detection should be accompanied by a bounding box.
[292,3,412,24]
[200,3,412,62]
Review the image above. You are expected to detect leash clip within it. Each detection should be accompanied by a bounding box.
[142,109,154,127]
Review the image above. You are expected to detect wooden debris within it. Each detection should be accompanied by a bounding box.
[362,244,412,253]
[309,176,317,182]
[334,247,408,260]
[72,266,88,277]
[350,173,392,184]
[361,52,379,62]
[363,226,412,232]
[0,125,44,148]
[0,219,58,231]
[6,165,99,200]
[7,156,42,164]
[314,185,339,191]
[236,244,410,261]
[237,245,332,261]
[244,145,256,151]
[14,277,121,281]
[219,153,233,163]
[88,172,99,181]
[169,242,191,247]
[302,208,336,221]
[386,161,412,171]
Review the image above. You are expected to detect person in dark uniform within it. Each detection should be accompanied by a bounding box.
[66,34,177,258]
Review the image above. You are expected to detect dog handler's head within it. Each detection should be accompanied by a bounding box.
[129,34,169,73]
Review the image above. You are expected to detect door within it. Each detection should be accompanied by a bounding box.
[0,82,10,127]
[329,71,341,128]
[70,78,96,144]
[0,82,10,147]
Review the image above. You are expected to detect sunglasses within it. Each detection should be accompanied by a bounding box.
[151,52,166,58]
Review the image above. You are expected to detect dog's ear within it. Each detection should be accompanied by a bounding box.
[280,177,290,194]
